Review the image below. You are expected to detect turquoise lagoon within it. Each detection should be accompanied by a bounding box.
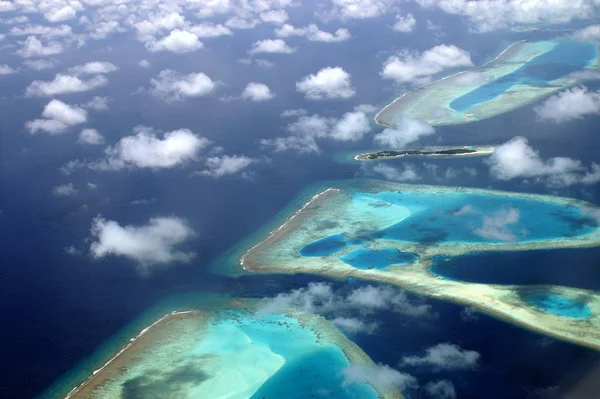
[375,39,600,126]
[525,294,592,319]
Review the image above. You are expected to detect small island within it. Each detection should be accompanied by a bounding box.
[354,145,495,161]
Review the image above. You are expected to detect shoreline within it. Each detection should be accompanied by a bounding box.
[353,146,495,161]
[374,40,528,127]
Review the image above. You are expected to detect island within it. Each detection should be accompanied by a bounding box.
[239,179,600,350]
[50,296,402,399]
[375,39,600,126]
[354,145,495,161]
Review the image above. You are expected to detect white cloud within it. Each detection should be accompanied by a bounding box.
[10,24,72,37]
[331,317,378,334]
[26,99,87,135]
[139,60,151,68]
[25,119,69,135]
[487,136,600,187]
[331,110,371,141]
[281,108,307,118]
[454,71,485,86]
[381,44,473,85]
[393,13,416,32]
[25,74,108,96]
[52,183,77,196]
[324,0,393,20]
[69,62,118,75]
[78,128,105,145]
[401,343,480,370]
[82,96,110,111]
[259,135,320,154]
[85,20,124,40]
[24,59,58,70]
[260,9,288,25]
[275,24,351,42]
[150,69,217,101]
[198,155,255,177]
[574,24,600,40]
[92,128,211,170]
[189,23,232,38]
[366,163,421,182]
[241,82,275,101]
[424,380,456,399]
[90,216,195,273]
[296,66,355,100]
[417,0,598,32]
[17,36,65,58]
[341,364,417,392]
[0,64,16,75]
[473,208,520,242]
[225,17,260,30]
[45,5,77,23]
[374,118,435,148]
[535,86,600,123]
[147,29,203,53]
[249,38,295,55]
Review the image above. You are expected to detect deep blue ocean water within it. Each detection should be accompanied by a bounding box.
[1,18,600,399]
[451,40,598,112]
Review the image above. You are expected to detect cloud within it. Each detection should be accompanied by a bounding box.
[25,74,108,96]
[381,45,473,85]
[401,343,480,370]
[330,110,371,141]
[52,183,76,196]
[146,29,203,53]
[260,10,288,25]
[78,128,105,145]
[24,59,58,71]
[331,317,378,334]
[225,17,260,30]
[323,0,394,20]
[424,380,456,399]
[139,60,151,68]
[341,364,417,391]
[45,5,77,23]
[25,99,87,135]
[296,66,355,100]
[574,24,600,40]
[365,163,421,182]
[259,135,320,154]
[454,71,486,86]
[535,86,600,123]
[374,118,435,148]
[197,155,255,177]
[17,36,65,58]
[82,96,110,111]
[487,136,600,187]
[90,216,195,273]
[10,24,72,37]
[416,0,598,32]
[393,13,416,32]
[241,82,275,101]
[0,64,16,75]
[91,128,211,171]
[150,70,217,101]
[189,23,232,38]
[69,62,118,75]
[473,208,520,242]
[281,108,307,118]
[275,24,351,42]
[249,38,295,55]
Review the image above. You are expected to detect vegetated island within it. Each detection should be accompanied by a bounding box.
[354,145,495,161]
[55,299,403,399]
[240,179,600,351]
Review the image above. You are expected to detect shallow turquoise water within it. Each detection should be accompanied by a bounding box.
[300,234,365,257]
[450,40,598,112]
[525,294,592,319]
[340,248,417,270]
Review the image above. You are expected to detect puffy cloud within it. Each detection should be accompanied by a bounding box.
[381,45,473,85]
[275,24,351,42]
[197,155,255,177]
[393,13,416,32]
[535,86,600,123]
[416,0,599,32]
[139,60,151,68]
[68,62,118,75]
[52,183,76,196]
[84,20,125,41]
[341,364,417,391]
[454,71,486,86]
[473,208,520,242]
[225,17,260,30]
[17,36,65,58]
[324,0,394,20]
[331,317,378,334]
[23,59,58,71]
[189,23,232,38]
[260,9,288,24]
[150,69,217,101]
[374,118,435,148]
[45,5,77,23]
[241,82,275,101]
[296,66,355,100]
[82,96,110,111]
[25,74,108,96]
[25,99,87,134]
[78,128,105,145]
[331,110,371,141]
[249,38,295,55]
[92,128,211,170]
[424,380,456,399]
[574,24,600,40]
[259,135,320,154]
[281,108,307,118]
[10,24,72,37]
[365,163,421,182]
[401,343,480,370]
[487,136,600,187]
[0,64,16,75]
[147,29,203,53]
[90,216,195,273]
